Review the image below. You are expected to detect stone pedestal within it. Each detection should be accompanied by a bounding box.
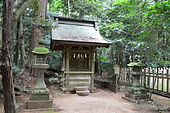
[27,96,53,109]
[123,62,149,102]
[27,47,53,109]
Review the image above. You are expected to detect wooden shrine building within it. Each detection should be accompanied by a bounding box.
[51,17,111,92]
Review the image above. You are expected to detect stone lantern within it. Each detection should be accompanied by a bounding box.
[27,47,53,109]
[123,62,149,102]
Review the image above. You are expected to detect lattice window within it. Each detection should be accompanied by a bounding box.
[69,52,91,71]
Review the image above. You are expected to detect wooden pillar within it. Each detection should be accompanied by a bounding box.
[65,48,70,88]
[90,50,95,89]
[62,49,66,87]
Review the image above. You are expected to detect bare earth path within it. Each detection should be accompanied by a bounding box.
[51,89,158,113]
[2,88,169,113]
[53,89,137,113]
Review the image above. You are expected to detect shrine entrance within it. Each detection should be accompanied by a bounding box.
[51,17,111,94]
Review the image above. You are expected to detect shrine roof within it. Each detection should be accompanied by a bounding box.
[51,17,111,49]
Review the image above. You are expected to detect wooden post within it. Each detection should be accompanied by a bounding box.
[91,51,95,89]
[147,68,150,88]
[152,68,154,89]
[161,68,164,91]
[157,67,159,91]
[62,49,66,87]
[66,48,70,72]
[143,68,146,87]
[166,68,169,93]
[65,48,70,88]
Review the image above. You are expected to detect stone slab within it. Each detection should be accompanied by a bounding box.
[125,92,149,100]
[122,96,150,104]
[75,86,88,91]
[30,94,50,101]
[27,97,53,109]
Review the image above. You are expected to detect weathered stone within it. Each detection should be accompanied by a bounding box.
[76,90,90,96]
[32,64,49,69]
[32,88,49,95]
[27,96,53,109]
[30,94,50,101]
[125,92,149,100]
[27,48,53,110]
[123,61,149,101]
[75,86,88,91]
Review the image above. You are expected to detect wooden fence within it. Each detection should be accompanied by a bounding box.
[119,67,170,98]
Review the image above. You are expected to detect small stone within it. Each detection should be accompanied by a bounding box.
[76,90,90,96]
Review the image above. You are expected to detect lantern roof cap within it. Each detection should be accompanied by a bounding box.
[127,62,145,67]
[32,47,49,55]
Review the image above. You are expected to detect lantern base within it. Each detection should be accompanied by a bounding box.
[122,92,149,103]
[27,96,53,109]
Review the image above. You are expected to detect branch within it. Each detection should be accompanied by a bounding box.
[13,0,33,21]
[132,0,147,36]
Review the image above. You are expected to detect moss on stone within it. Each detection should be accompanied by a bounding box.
[127,62,145,67]
[39,40,45,44]
[32,47,49,55]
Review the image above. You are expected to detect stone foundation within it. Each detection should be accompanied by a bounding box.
[125,92,149,100]
[27,96,53,109]
[122,92,149,103]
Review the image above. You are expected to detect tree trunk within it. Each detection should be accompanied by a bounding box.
[19,16,26,68]
[1,0,16,113]
[13,40,19,66]
[26,0,47,73]
[14,17,21,66]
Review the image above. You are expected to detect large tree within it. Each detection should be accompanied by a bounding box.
[1,0,16,113]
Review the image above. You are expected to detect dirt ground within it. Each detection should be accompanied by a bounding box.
[0,86,170,113]
[19,88,169,113]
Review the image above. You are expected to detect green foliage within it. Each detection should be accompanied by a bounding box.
[8,0,170,80]
[32,0,40,13]
[49,0,105,19]
[98,56,107,61]
[47,51,62,69]
[159,60,170,67]
[48,74,61,84]
[49,0,64,13]
[99,0,170,68]
[39,39,45,44]
[32,18,53,29]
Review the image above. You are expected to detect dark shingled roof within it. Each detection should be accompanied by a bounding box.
[51,17,111,49]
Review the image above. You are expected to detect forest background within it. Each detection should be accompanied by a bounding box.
[0,0,169,113]
[0,0,170,74]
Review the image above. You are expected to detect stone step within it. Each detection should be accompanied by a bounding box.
[68,76,90,80]
[75,86,88,91]
[68,82,90,87]
[69,78,90,82]
[76,90,90,96]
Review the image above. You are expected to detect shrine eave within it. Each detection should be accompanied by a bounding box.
[50,40,111,50]
[51,16,111,50]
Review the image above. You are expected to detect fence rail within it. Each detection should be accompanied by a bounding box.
[119,67,170,98]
